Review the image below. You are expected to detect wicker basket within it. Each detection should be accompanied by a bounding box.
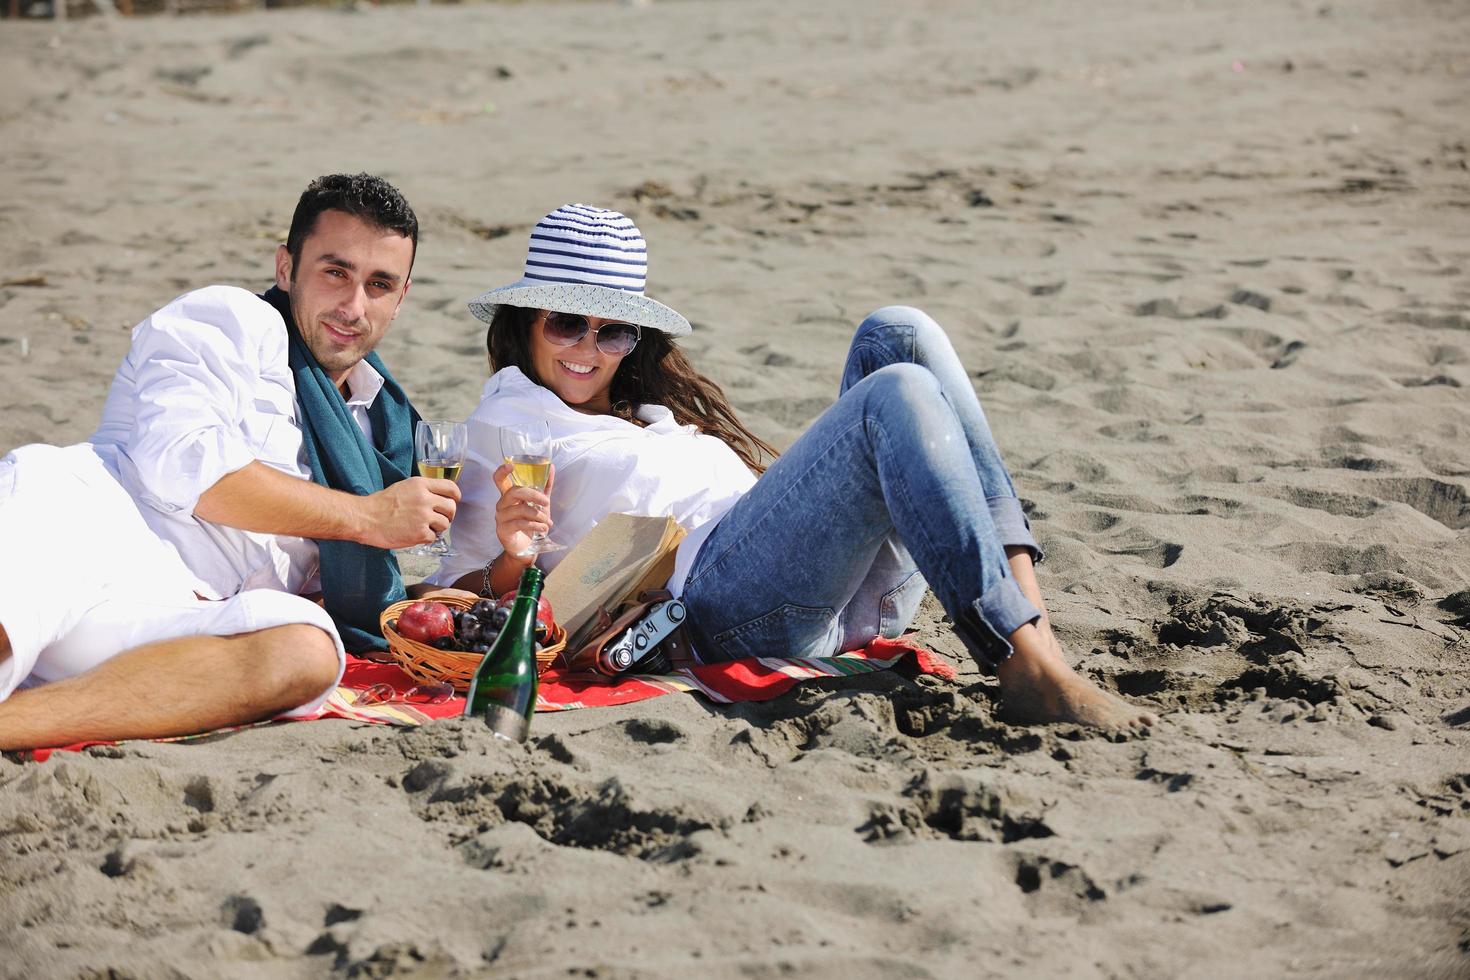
[380,595,567,693]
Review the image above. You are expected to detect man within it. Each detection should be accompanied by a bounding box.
[0,174,457,751]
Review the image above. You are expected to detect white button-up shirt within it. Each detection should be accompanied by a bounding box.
[90,285,383,599]
[425,366,756,595]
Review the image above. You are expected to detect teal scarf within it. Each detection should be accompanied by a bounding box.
[262,287,421,654]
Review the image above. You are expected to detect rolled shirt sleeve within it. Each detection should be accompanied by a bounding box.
[89,285,321,599]
[99,286,288,517]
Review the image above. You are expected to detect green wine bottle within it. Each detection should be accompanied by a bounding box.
[463,565,545,741]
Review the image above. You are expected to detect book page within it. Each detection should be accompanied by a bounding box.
[543,512,683,645]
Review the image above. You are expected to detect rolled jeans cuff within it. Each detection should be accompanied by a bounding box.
[954,576,1043,673]
[988,495,1043,564]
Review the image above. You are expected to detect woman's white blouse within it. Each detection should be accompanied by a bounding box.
[426,366,756,595]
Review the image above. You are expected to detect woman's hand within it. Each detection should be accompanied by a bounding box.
[405,584,480,602]
[492,461,555,559]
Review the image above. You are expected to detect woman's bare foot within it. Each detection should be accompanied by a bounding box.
[994,624,1157,735]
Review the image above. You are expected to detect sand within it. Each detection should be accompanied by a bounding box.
[2,0,1468,975]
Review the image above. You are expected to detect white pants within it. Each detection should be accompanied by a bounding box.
[0,444,344,717]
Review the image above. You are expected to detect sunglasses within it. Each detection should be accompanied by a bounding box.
[352,680,455,707]
[540,311,641,357]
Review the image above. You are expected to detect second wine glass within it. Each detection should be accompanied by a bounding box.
[406,419,468,557]
[500,420,563,556]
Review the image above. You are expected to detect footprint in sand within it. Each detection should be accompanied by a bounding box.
[1353,570,1426,605]
[1075,490,1172,516]
[1322,453,1395,473]
[738,343,797,368]
[1169,494,1248,517]
[1272,486,1383,519]
[1101,529,1183,568]
[900,770,1053,844]
[1269,540,1409,576]
[747,394,832,429]
[1270,339,1306,369]
[221,894,265,935]
[1073,510,1122,532]
[1396,374,1461,388]
[400,759,719,861]
[1230,289,1272,312]
[1428,344,1466,367]
[1096,420,1171,444]
[983,363,1057,391]
[1391,310,1470,332]
[1132,297,1227,320]
[1013,854,1108,904]
[620,718,686,745]
[182,775,215,813]
[1370,477,1470,530]
[1029,451,1111,485]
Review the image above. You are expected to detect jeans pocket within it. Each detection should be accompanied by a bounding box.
[878,570,927,639]
[710,603,841,662]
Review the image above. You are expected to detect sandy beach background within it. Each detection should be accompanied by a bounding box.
[2,0,1468,975]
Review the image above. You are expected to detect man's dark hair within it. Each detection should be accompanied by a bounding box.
[285,173,419,277]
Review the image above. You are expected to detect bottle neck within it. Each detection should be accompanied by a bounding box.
[501,567,543,638]
[516,566,544,598]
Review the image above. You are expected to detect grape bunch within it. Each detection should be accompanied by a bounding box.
[428,599,550,654]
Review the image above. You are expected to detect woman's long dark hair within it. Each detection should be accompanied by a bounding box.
[486,305,778,474]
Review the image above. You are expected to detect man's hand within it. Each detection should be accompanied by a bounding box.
[358,477,461,551]
[194,461,460,550]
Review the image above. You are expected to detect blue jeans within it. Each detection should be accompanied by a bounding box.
[682,306,1043,671]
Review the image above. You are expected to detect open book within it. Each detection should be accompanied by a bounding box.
[543,512,687,651]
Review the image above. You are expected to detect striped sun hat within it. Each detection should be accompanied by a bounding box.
[467,204,691,337]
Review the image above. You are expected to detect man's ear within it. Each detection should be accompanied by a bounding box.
[392,278,412,320]
[274,244,293,291]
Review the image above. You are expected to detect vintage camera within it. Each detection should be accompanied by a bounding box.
[596,599,686,675]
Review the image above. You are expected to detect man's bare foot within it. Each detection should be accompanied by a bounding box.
[995,624,1157,735]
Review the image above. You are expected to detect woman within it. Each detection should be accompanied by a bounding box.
[428,204,1154,733]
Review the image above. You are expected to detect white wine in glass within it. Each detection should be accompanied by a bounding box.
[505,456,550,490]
[418,461,464,483]
[501,421,563,556]
[406,419,468,558]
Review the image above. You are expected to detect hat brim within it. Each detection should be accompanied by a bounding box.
[468,279,691,337]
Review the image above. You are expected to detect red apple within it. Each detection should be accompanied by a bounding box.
[497,592,556,629]
[397,600,455,643]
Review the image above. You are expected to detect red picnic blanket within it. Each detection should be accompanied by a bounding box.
[23,637,951,762]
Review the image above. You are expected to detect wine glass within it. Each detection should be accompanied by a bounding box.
[500,421,564,556]
[405,419,468,557]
